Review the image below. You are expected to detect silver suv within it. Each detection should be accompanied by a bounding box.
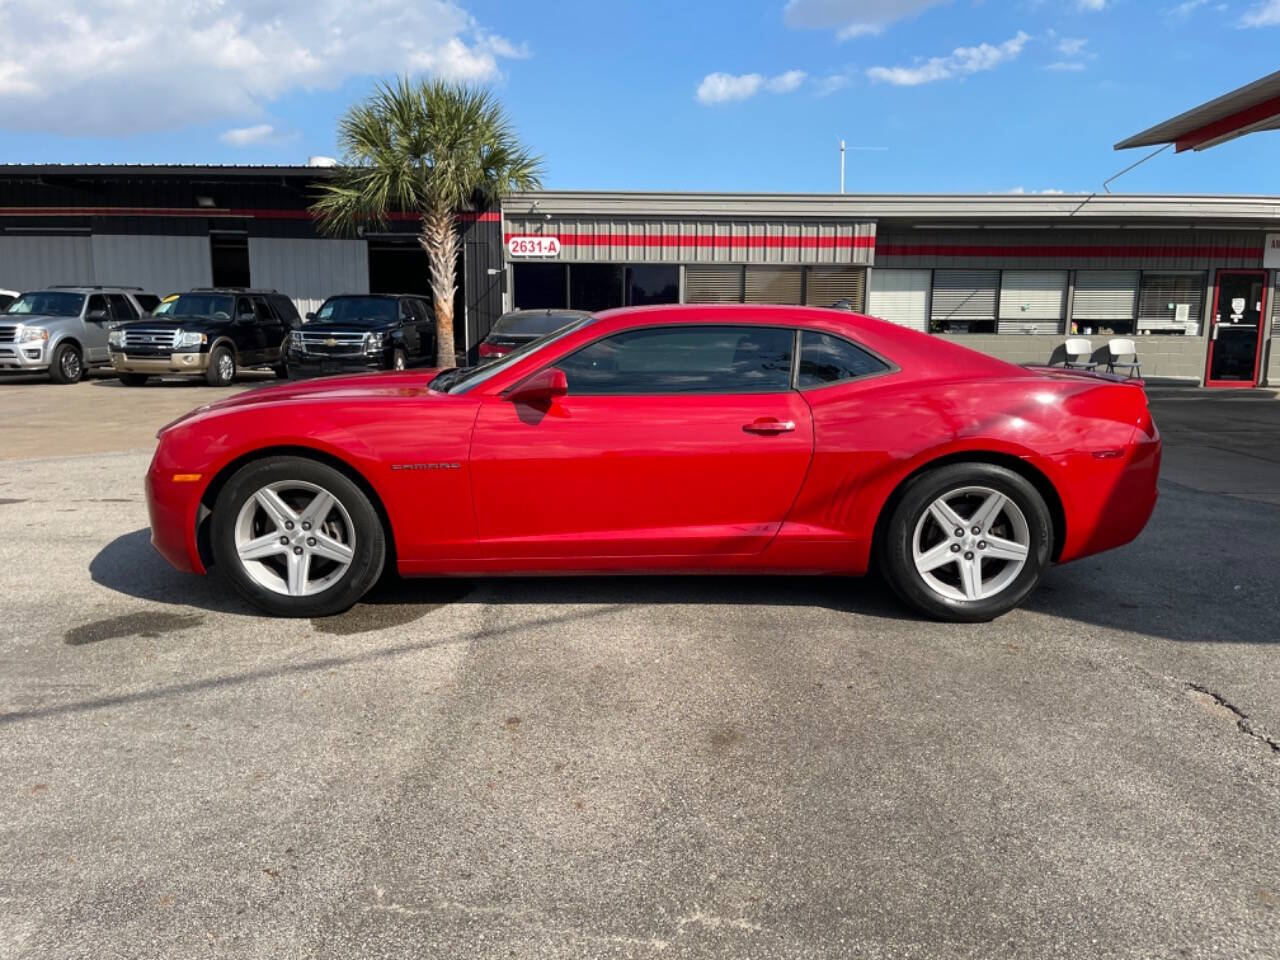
[0,286,160,383]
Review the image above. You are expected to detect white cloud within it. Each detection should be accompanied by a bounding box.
[1169,0,1208,16]
[767,70,808,93]
[815,73,852,96]
[0,0,528,135]
[783,0,946,38]
[1241,0,1280,25]
[867,31,1031,86]
[1078,0,1107,9]
[219,124,280,146]
[1003,187,1067,194]
[696,70,807,104]
[1056,37,1089,56]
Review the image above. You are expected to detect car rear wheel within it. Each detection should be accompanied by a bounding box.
[117,373,150,387]
[211,456,386,617]
[205,346,236,387]
[881,463,1051,623]
[49,343,84,384]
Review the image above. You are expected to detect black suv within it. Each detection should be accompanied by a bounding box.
[109,289,301,386]
[285,294,435,378]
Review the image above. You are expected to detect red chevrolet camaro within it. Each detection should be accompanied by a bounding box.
[146,305,1161,622]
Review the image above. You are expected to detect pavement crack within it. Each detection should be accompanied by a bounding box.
[1183,682,1280,754]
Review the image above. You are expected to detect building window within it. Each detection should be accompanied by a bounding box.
[805,267,866,310]
[1138,272,1204,335]
[931,270,998,334]
[570,264,626,311]
[745,266,803,305]
[867,269,929,331]
[626,265,679,305]
[997,270,1067,335]
[1072,270,1138,336]
[512,263,568,310]
[685,265,743,303]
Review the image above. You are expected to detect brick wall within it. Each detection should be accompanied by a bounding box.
[937,334,1207,383]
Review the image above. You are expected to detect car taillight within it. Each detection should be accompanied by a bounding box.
[478,342,505,358]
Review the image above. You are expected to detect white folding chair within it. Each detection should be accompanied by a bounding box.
[1106,338,1141,377]
[1062,337,1097,370]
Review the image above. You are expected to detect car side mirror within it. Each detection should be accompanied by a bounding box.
[507,367,568,405]
[237,311,256,324]
[86,309,109,322]
[305,311,316,321]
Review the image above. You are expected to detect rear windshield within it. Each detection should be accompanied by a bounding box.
[491,311,585,338]
[152,294,236,319]
[313,297,398,326]
[6,292,84,317]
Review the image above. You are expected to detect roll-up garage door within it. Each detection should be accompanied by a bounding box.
[685,265,742,303]
[998,270,1067,335]
[1073,270,1138,322]
[866,269,929,331]
[745,266,802,305]
[805,267,866,310]
[1138,272,1205,334]
[931,270,998,332]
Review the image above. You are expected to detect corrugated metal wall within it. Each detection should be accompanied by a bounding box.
[0,235,94,289]
[247,237,369,315]
[91,234,212,293]
[501,215,876,265]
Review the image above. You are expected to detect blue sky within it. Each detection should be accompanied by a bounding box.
[3,0,1280,195]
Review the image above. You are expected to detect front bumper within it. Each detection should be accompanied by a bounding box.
[0,341,50,371]
[111,351,209,374]
[287,355,387,378]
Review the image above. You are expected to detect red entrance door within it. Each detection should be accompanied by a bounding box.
[1205,270,1268,388]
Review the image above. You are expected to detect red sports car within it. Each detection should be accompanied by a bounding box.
[146,305,1160,622]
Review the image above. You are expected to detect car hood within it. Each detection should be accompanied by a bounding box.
[0,313,74,326]
[160,370,445,434]
[119,317,233,331]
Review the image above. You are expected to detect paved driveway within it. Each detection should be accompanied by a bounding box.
[1,384,1278,958]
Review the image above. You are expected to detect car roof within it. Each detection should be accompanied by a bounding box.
[324,293,424,300]
[37,285,148,293]
[183,287,284,295]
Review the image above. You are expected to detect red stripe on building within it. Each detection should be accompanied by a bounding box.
[0,206,500,222]
[875,242,1264,263]
[504,232,876,250]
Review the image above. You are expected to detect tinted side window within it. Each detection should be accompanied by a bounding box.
[106,294,137,321]
[410,299,431,323]
[558,325,794,395]
[270,295,300,325]
[399,300,415,324]
[134,294,160,313]
[87,294,107,318]
[252,296,276,324]
[797,331,889,389]
[236,297,254,318]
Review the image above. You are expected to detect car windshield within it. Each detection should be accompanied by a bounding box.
[313,297,398,326]
[152,294,236,319]
[490,310,586,338]
[5,292,85,317]
[431,315,596,394]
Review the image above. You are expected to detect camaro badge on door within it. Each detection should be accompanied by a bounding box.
[391,463,461,471]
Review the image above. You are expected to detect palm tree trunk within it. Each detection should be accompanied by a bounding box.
[420,207,458,367]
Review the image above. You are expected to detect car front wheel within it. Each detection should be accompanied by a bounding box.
[210,456,387,617]
[881,463,1052,623]
[205,346,236,386]
[49,343,84,384]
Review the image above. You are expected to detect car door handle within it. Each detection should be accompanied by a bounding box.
[743,418,796,435]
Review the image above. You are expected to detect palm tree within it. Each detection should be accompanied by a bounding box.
[312,78,542,367]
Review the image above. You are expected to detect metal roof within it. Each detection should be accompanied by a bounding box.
[1115,69,1280,152]
[0,163,332,177]
[506,190,1280,225]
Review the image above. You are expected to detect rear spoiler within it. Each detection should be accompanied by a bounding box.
[1024,365,1145,389]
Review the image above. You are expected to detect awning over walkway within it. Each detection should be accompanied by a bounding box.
[1115,69,1280,153]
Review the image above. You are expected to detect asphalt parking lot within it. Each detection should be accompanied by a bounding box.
[1,376,1279,959]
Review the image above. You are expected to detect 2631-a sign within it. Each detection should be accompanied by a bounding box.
[506,236,561,258]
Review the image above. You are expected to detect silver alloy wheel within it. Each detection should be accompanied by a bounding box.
[911,485,1030,603]
[61,348,81,380]
[217,352,235,382]
[233,480,356,597]
[393,352,405,370]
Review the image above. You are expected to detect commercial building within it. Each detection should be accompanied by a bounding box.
[1,164,1276,387]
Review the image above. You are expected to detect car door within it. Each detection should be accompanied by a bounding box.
[232,296,263,364]
[468,323,814,559]
[253,295,287,367]
[397,299,421,360]
[412,299,436,363]
[82,294,113,362]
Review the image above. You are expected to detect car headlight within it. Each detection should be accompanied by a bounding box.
[17,326,48,343]
[108,330,125,348]
[175,331,206,350]
[364,331,385,352]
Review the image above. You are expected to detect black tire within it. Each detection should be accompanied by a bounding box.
[391,348,407,371]
[205,346,236,387]
[210,456,386,617]
[117,373,150,387]
[272,364,289,380]
[880,463,1052,623]
[48,343,84,384]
